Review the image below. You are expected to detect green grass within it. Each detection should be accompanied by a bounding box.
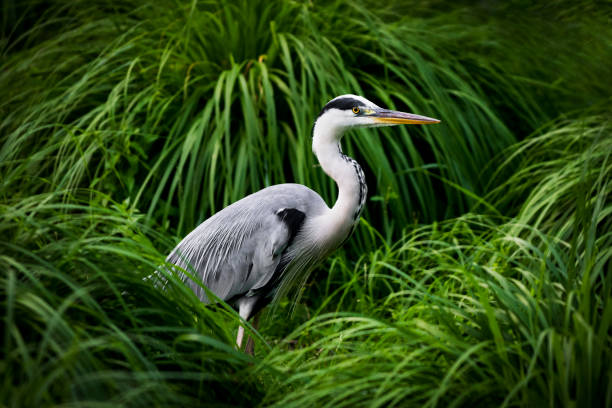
[1,192,264,406]
[1,0,611,406]
[261,118,612,407]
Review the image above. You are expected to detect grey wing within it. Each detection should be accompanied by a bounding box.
[165,184,327,303]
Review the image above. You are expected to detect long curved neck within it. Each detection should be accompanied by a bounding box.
[312,121,367,224]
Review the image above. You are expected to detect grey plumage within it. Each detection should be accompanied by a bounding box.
[164,94,439,349]
[166,184,328,314]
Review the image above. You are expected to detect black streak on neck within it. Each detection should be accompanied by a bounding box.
[337,143,367,222]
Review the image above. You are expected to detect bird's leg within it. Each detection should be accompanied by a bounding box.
[235,297,257,350]
[236,325,245,349]
[244,312,260,355]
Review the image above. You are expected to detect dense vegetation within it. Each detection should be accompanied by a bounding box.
[1,0,611,406]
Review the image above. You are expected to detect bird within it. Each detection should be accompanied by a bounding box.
[166,94,440,351]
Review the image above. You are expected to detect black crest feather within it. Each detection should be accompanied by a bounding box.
[317,97,363,118]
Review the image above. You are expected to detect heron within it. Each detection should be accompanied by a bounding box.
[166,94,439,352]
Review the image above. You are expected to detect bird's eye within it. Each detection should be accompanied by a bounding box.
[352,107,360,114]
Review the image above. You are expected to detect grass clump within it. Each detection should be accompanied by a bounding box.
[4,0,609,242]
[0,192,262,407]
[262,118,612,407]
[1,0,611,406]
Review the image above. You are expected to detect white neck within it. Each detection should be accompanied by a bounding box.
[312,118,367,228]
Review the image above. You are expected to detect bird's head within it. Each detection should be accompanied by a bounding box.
[313,94,439,144]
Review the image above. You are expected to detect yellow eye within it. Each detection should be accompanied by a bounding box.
[352,107,360,114]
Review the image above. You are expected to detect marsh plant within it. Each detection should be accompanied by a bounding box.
[1,0,610,406]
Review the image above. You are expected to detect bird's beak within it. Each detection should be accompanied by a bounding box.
[369,108,440,125]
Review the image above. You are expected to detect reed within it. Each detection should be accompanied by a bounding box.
[1,0,610,406]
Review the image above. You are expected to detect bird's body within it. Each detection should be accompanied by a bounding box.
[166,94,439,349]
[167,183,331,317]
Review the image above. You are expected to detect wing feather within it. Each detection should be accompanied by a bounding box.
[166,184,327,304]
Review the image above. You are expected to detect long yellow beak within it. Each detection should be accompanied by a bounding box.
[371,108,440,125]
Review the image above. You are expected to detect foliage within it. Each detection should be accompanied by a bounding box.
[1,0,611,406]
[262,118,612,407]
[0,192,263,406]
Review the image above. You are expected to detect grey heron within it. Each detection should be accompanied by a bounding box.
[166,94,439,351]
